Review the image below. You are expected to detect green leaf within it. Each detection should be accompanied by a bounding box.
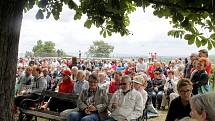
[36,9,44,19]
[133,0,142,7]
[68,0,77,9]
[188,38,195,45]
[46,12,51,19]
[208,41,212,50]
[84,20,93,29]
[184,34,193,40]
[38,0,48,8]
[195,37,201,47]
[103,30,107,38]
[211,40,215,48]
[210,33,215,40]
[181,18,189,28]
[107,31,112,36]
[29,0,35,9]
[201,39,208,46]
[100,29,104,35]
[74,13,82,20]
[184,34,196,45]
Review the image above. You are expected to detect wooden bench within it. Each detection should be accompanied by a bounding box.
[19,90,78,121]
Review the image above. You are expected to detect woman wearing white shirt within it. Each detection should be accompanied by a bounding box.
[133,75,148,110]
[161,70,179,110]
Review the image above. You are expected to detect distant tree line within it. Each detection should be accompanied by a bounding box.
[25,40,69,57]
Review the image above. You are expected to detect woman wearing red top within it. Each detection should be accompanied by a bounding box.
[58,70,74,93]
[148,63,156,79]
[42,69,75,112]
[109,71,122,94]
[124,61,135,75]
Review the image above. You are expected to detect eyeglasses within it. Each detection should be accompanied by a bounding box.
[180,89,192,93]
[89,81,98,83]
[154,73,161,75]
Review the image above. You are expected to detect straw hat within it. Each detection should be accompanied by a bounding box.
[133,75,145,85]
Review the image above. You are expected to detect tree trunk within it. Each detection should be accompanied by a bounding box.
[0,0,25,121]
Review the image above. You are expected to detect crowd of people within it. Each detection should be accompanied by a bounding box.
[14,49,215,121]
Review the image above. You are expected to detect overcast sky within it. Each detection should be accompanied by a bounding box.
[19,6,215,57]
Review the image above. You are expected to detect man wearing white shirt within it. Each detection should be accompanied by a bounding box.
[52,59,60,68]
[136,58,147,73]
[106,75,143,121]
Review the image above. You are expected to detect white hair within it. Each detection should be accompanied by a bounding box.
[190,92,215,121]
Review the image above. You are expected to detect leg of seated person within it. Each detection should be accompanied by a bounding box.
[146,104,158,114]
[14,93,40,107]
[104,117,117,121]
[81,113,100,121]
[48,97,60,111]
[58,99,77,112]
[151,91,157,108]
[67,111,84,121]
[156,91,163,109]
[161,94,167,109]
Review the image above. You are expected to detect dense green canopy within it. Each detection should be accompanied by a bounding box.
[26,0,215,49]
[87,40,114,57]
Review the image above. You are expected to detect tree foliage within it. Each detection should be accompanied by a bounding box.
[57,49,69,57]
[25,0,215,50]
[24,51,34,57]
[32,40,57,57]
[87,40,114,58]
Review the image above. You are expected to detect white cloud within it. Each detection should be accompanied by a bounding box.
[19,6,215,57]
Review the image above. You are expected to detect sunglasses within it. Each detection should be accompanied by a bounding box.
[120,83,127,86]
[63,74,69,77]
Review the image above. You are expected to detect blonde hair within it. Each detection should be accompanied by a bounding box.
[177,78,192,92]
[199,57,208,67]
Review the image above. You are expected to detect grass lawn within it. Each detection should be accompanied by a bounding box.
[148,110,167,121]
[35,110,167,121]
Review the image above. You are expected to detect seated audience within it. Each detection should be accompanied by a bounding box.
[41,69,75,112]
